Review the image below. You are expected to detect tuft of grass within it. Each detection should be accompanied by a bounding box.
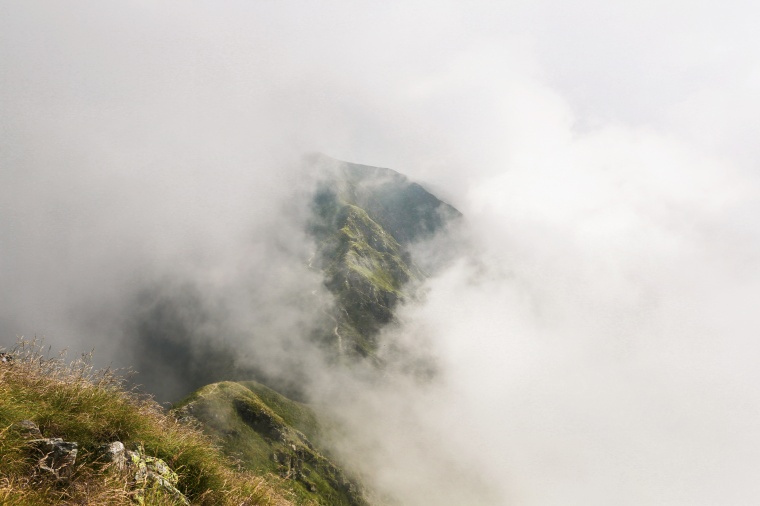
[0,339,294,506]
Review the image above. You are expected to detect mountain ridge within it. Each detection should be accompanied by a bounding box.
[174,157,462,504]
[309,155,461,361]
[0,158,462,505]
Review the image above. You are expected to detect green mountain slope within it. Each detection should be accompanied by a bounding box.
[115,157,461,401]
[174,381,368,506]
[318,204,417,358]
[309,156,461,360]
[173,159,462,505]
[1,160,461,506]
[0,344,293,506]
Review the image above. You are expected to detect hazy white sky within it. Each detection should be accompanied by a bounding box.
[2,2,760,505]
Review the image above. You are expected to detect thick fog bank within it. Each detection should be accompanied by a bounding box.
[3,1,760,504]
[321,135,760,505]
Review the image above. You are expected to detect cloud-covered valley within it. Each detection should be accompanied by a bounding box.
[2,1,760,504]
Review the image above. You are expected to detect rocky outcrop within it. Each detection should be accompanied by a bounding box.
[99,440,127,471]
[16,420,189,505]
[32,438,78,481]
[124,444,189,506]
[16,419,43,439]
[14,420,78,482]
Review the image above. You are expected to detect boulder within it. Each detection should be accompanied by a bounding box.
[98,441,127,471]
[31,437,78,480]
[16,420,78,480]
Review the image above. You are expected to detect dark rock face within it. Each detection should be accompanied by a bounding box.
[33,438,78,480]
[309,156,461,360]
[15,421,78,481]
[233,397,285,441]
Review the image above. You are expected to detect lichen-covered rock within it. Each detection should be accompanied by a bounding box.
[126,444,188,505]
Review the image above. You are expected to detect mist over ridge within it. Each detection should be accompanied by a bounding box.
[109,154,464,402]
[3,1,760,505]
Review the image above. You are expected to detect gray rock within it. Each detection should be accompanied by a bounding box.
[31,437,78,480]
[15,420,77,480]
[99,441,126,471]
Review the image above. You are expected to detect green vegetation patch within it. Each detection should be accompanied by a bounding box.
[174,381,368,506]
[0,341,291,506]
[237,381,321,443]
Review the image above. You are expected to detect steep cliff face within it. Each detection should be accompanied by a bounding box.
[309,156,461,360]
[318,204,417,358]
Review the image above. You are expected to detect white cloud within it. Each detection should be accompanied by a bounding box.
[2,1,759,503]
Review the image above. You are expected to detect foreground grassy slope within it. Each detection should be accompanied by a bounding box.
[174,381,368,506]
[0,342,294,506]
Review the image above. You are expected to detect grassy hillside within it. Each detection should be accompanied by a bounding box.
[317,204,419,359]
[174,381,368,506]
[0,341,295,506]
[309,156,460,362]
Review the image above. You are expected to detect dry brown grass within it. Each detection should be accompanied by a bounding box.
[0,339,295,506]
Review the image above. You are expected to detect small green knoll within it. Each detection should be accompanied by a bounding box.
[174,381,368,506]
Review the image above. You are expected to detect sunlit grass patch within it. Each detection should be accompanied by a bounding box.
[0,338,292,506]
